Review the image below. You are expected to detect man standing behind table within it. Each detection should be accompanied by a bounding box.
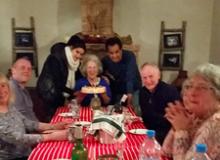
[139,63,180,145]
[10,57,38,121]
[102,37,142,113]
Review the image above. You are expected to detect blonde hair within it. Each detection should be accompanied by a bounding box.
[0,73,15,105]
[80,54,103,77]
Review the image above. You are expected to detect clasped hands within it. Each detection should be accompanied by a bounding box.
[165,101,196,131]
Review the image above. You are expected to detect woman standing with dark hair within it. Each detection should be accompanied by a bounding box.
[37,35,86,121]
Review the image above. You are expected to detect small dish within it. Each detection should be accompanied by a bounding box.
[58,112,75,117]
[73,121,91,126]
[128,129,148,135]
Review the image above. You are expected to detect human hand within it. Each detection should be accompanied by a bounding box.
[100,90,107,96]
[51,122,70,130]
[43,129,68,141]
[100,89,111,104]
[165,101,195,131]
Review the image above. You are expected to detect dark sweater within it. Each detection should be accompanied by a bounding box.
[139,81,180,144]
[102,50,141,103]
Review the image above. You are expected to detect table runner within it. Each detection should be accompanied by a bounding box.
[28,106,148,160]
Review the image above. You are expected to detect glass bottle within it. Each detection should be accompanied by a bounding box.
[71,126,88,160]
[120,94,128,106]
[114,94,128,114]
[90,94,101,110]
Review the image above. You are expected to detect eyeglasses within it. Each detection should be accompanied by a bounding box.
[183,83,214,92]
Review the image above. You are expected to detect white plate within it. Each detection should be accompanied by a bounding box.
[73,121,91,126]
[58,112,75,117]
[128,129,148,135]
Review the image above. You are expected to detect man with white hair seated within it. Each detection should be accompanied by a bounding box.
[139,62,180,145]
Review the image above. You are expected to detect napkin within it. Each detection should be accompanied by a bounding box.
[89,110,126,142]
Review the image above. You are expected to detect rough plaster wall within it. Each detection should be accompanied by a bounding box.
[0,0,214,86]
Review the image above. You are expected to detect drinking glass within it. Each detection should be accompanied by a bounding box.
[67,127,75,143]
[115,141,125,160]
[69,99,80,118]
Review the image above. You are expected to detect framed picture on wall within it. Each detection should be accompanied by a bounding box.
[15,32,34,47]
[163,33,182,49]
[160,51,182,70]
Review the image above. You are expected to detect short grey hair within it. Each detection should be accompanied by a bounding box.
[80,54,103,77]
[193,63,220,99]
[140,62,161,78]
[140,62,160,71]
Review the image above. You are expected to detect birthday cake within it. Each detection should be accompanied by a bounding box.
[81,86,106,94]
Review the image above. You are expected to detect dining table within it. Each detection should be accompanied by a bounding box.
[28,105,167,160]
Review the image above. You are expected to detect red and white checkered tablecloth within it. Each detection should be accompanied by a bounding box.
[28,106,148,160]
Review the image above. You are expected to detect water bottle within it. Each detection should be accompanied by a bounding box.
[192,144,211,160]
[139,130,161,160]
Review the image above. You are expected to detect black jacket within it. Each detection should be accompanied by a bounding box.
[139,81,180,144]
[37,43,82,109]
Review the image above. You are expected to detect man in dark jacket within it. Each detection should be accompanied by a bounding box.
[102,37,141,113]
[37,35,86,121]
[139,63,180,145]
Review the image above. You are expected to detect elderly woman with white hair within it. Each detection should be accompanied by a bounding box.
[162,63,220,160]
[74,54,111,106]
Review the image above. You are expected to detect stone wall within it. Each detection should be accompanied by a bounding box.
[81,0,113,36]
